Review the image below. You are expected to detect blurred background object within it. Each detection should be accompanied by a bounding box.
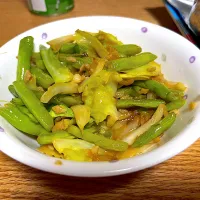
[27,0,74,16]
[164,0,200,47]
[164,0,200,48]
[189,0,200,36]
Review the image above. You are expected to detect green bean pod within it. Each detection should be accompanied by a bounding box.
[132,112,176,148]
[35,59,47,71]
[67,125,83,138]
[33,90,44,100]
[54,95,83,106]
[107,52,157,71]
[60,43,77,54]
[170,89,184,98]
[166,99,186,111]
[83,129,128,151]
[114,44,142,56]
[30,67,54,89]
[58,55,93,69]
[37,131,74,145]
[17,36,34,81]
[115,86,139,98]
[134,80,181,101]
[32,52,42,62]
[0,103,49,136]
[116,99,165,109]
[8,85,18,97]
[74,44,97,57]
[49,104,74,118]
[11,98,24,106]
[17,105,39,124]
[13,80,54,131]
[67,125,128,151]
[40,46,73,83]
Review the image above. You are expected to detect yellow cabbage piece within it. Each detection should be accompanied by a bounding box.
[80,70,121,124]
[37,145,63,159]
[71,105,90,131]
[53,139,94,161]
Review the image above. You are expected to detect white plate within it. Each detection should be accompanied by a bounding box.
[0,16,200,177]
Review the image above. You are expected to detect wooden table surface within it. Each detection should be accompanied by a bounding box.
[0,0,200,199]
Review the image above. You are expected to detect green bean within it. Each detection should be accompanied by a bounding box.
[84,118,95,129]
[116,87,139,98]
[115,85,148,99]
[83,129,128,151]
[170,89,184,97]
[97,121,112,138]
[60,43,77,54]
[8,85,18,97]
[132,86,143,93]
[13,80,54,131]
[42,94,83,107]
[67,125,128,151]
[59,53,88,58]
[35,59,47,71]
[37,131,74,145]
[166,99,186,111]
[32,52,41,62]
[17,36,34,81]
[30,67,54,89]
[117,99,165,109]
[58,54,93,69]
[0,103,49,136]
[134,80,181,101]
[49,104,74,118]
[67,125,83,138]
[49,96,63,105]
[40,46,73,83]
[114,44,142,56]
[74,44,97,57]
[132,112,176,148]
[17,105,38,124]
[33,90,44,100]
[132,95,147,100]
[107,52,157,71]
[55,95,83,106]
[11,98,24,106]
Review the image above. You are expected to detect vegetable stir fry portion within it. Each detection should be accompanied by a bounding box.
[0,30,187,162]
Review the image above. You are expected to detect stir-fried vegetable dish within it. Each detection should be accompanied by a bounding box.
[0,30,187,161]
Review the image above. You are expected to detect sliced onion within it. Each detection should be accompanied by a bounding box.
[119,116,140,139]
[47,35,74,52]
[123,104,164,145]
[40,82,78,103]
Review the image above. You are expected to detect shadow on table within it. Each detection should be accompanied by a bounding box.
[21,0,29,9]
[35,168,148,199]
[146,7,180,33]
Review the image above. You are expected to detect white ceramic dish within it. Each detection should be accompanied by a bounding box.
[0,16,200,177]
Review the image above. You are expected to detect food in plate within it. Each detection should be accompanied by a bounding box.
[0,30,187,162]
